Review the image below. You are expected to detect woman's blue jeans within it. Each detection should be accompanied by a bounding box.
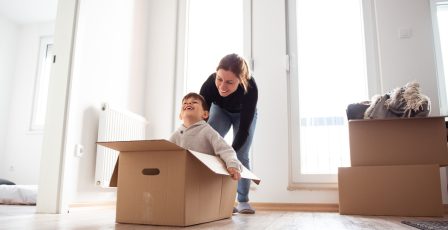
[208,103,257,203]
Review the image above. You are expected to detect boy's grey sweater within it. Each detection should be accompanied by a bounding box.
[169,120,242,171]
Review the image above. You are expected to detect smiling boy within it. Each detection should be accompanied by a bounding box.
[169,92,242,180]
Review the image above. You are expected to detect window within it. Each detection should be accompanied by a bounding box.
[30,36,53,131]
[287,0,378,187]
[180,0,250,93]
[175,0,252,143]
[431,0,448,114]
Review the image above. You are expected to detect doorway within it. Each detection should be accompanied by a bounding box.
[0,0,58,205]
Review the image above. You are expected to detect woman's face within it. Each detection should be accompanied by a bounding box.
[215,69,240,97]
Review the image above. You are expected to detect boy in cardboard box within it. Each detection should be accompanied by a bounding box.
[169,92,242,180]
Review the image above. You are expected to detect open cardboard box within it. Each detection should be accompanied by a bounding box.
[348,116,448,166]
[97,139,260,226]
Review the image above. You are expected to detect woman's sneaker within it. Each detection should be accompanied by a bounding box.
[237,202,255,214]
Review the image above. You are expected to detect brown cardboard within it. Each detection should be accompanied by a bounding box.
[349,117,448,166]
[97,139,260,226]
[338,165,443,217]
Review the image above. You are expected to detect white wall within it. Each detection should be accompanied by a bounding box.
[144,0,178,139]
[60,0,148,205]
[1,21,54,184]
[0,16,18,178]
[375,0,440,114]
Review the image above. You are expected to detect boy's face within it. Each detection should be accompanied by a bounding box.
[179,97,209,121]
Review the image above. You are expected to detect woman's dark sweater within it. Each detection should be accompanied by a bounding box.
[200,73,258,152]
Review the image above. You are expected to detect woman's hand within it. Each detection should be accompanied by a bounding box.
[227,167,241,180]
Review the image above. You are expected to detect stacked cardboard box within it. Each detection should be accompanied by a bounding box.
[98,139,260,226]
[338,117,448,216]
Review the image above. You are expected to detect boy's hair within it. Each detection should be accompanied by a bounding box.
[183,92,209,111]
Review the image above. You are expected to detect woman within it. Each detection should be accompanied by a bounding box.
[200,53,258,214]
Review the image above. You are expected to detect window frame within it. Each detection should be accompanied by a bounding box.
[30,36,54,132]
[174,0,253,111]
[173,0,254,170]
[430,0,448,115]
[286,0,380,189]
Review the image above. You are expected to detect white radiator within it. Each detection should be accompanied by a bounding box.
[95,104,147,188]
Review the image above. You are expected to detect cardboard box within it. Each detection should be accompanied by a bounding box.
[338,164,443,217]
[97,139,260,226]
[349,117,448,166]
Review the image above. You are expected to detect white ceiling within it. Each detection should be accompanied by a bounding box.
[0,0,58,25]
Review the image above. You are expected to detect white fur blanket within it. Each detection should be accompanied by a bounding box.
[364,82,431,119]
[0,185,37,205]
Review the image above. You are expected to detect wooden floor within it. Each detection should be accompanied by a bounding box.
[1,205,447,230]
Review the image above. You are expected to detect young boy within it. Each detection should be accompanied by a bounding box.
[169,92,242,180]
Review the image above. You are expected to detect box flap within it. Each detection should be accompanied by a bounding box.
[109,157,119,187]
[188,150,261,184]
[97,139,184,152]
[349,115,447,122]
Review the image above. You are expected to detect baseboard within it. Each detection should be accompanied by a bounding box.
[69,202,448,213]
[252,203,448,213]
[71,201,338,212]
[69,200,116,208]
[250,203,339,212]
[72,201,337,210]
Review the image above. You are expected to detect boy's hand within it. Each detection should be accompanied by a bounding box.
[227,167,241,180]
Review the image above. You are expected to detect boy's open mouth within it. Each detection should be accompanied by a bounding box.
[184,105,193,110]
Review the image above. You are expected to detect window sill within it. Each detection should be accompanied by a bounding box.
[287,182,338,191]
[27,130,44,135]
